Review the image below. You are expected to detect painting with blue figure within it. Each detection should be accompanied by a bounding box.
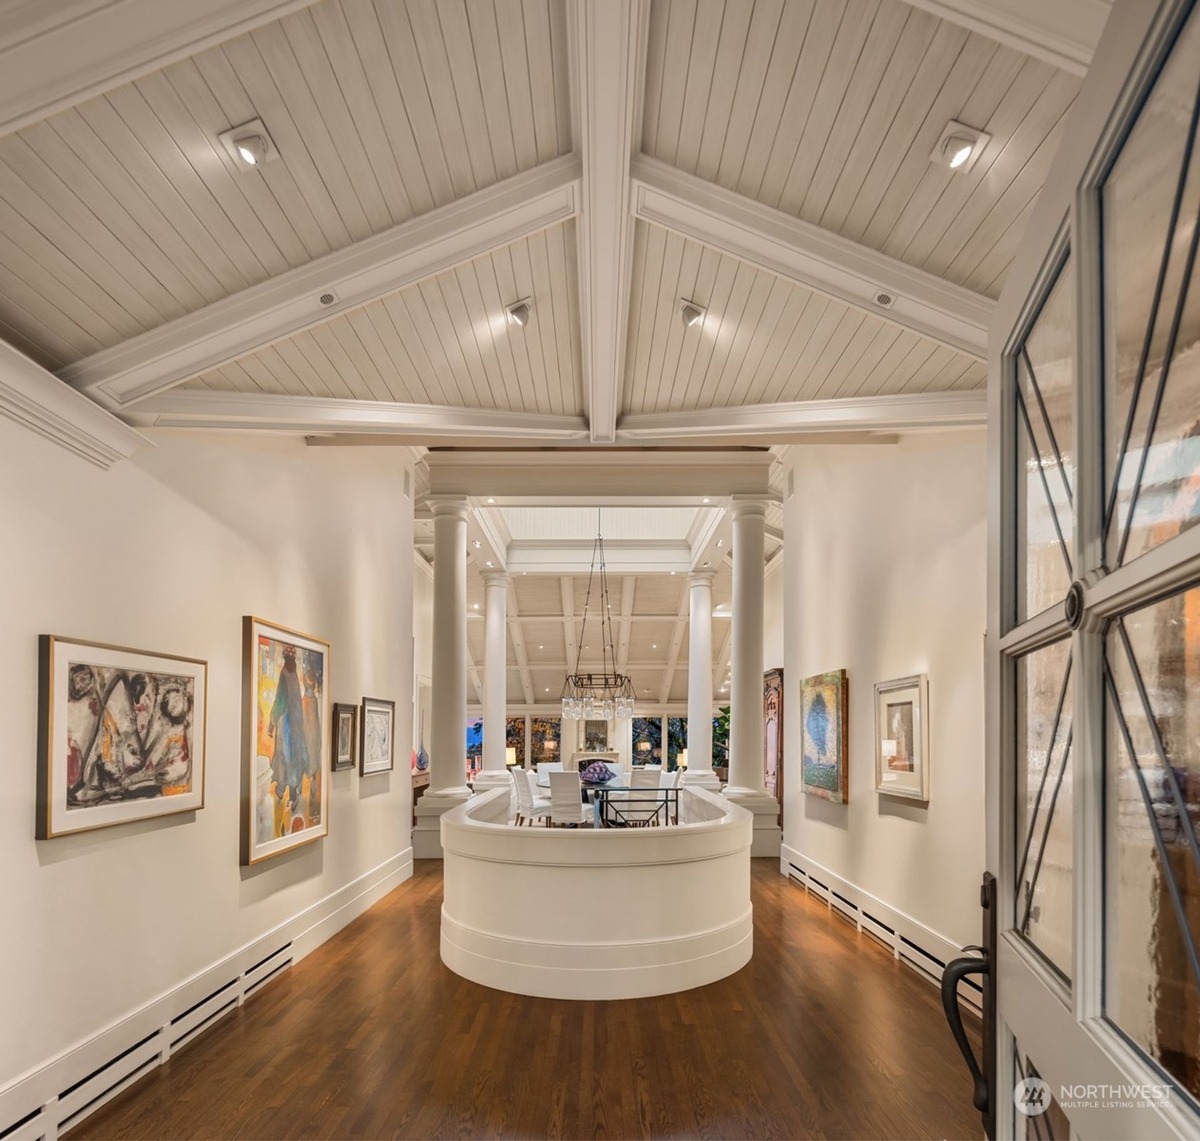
[800,669,848,803]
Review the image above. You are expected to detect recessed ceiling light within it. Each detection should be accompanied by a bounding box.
[486,497,496,504]
[539,644,544,649]
[473,540,482,548]
[652,644,657,649]
[218,119,279,171]
[506,299,532,327]
[680,299,706,328]
[716,539,725,548]
[703,561,710,568]
[702,497,711,504]
[931,120,990,173]
[485,560,494,568]
[472,603,479,609]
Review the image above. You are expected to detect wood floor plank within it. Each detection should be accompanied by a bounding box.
[68,860,984,1141]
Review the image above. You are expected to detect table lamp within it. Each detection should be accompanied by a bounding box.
[678,749,688,770]
[505,746,518,767]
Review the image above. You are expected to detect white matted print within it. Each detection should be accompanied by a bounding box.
[874,674,930,802]
[360,697,395,775]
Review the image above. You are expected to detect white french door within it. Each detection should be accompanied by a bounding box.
[989,0,1200,1137]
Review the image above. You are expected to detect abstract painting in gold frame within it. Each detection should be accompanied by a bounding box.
[243,616,330,865]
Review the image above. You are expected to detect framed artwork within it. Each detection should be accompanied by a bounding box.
[584,719,608,751]
[360,697,396,775]
[243,616,330,865]
[37,636,207,839]
[332,703,357,771]
[763,668,784,815]
[874,675,930,801]
[800,669,849,804]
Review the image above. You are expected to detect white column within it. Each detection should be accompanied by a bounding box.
[723,496,781,856]
[683,569,720,790]
[473,571,511,793]
[413,495,473,858]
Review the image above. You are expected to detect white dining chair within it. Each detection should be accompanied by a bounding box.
[548,771,591,827]
[511,767,550,827]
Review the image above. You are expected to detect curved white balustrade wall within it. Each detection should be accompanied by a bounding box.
[440,787,753,1000]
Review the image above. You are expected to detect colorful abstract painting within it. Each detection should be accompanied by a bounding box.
[800,669,848,803]
[243,617,330,864]
[38,636,207,839]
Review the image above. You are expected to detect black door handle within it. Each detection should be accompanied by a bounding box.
[942,949,988,1113]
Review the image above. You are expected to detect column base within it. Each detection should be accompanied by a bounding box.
[680,769,722,792]
[412,787,473,859]
[471,769,514,794]
[722,788,781,857]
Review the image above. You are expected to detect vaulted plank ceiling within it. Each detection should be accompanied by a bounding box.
[0,0,1107,703]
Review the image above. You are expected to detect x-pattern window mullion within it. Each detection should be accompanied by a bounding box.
[1016,655,1073,906]
[1021,723,1073,940]
[1017,385,1074,578]
[1103,666,1200,994]
[1114,618,1200,876]
[1020,345,1074,511]
[1104,66,1200,553]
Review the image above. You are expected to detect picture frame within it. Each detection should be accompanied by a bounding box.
[800,669,849,804]
[874,674,930,802]
[37,635,208,839]
[584,719,608,751]
[332,703,358,771]
[763,668,784,817]
[360,697,396,776]
[242,616,331,865]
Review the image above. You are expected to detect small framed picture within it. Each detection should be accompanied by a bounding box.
[332,703,357,771]
[360,697,395,776]
[874,674,930,802]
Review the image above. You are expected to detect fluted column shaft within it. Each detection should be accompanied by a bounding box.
[727,498,767,795]
[429,497,471,797]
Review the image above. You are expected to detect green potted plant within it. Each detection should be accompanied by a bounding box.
[712,706,730,782]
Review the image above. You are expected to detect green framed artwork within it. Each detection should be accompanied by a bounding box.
[800,669,848,804]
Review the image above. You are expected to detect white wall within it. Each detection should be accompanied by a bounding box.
[763,563,784,671]
[0,418,414,1086]
[781,432,986,948]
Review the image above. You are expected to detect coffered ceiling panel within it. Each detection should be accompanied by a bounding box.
[183,220,583,412]
[623,222,985,413]
[641,0,1079,300]
[0,0,572,371]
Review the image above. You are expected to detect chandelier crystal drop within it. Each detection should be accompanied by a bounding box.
[560,509,635,720]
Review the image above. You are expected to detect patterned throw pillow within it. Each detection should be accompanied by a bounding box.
[580,761,617,784]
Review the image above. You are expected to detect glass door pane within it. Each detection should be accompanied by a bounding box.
[1103,7,1200,569]
[1015,638,1074,980]
[1105,581,1200,1102]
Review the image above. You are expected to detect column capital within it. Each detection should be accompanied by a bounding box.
[687,568,718,586]
[481,570,509,588]
[427,494,471,521]
[729,494,770,520]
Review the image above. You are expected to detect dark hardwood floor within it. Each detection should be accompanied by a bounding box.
[70,860,984,1141]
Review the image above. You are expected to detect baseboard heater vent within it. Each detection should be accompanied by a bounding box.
[786,859,982,1014]
[0,942,292,1141]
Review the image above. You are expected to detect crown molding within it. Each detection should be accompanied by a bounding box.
[0,342,148,468]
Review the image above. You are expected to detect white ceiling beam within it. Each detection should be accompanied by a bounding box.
[505,591,536,706]
[560,577,578,671]
[61,155,582,408]
[571,0,645,443]
[0,341,149,469]
[630,155,992,359]
[616,577,636,674]
[657,590,690,706]
[507,539,694,575]
[128,391,589,440]
[0,0,319,138]
[899,0,1109,77]
[464,643,485,707]
[618,390,987,439]
[712,624,734,709]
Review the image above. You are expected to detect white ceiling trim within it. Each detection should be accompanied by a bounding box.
[630,155,993,359]
[0,0,319,138]
[899,0,1109,77]
[657,589,690,705]
[60,155,583,408]
[506,539,694,575]
[0,342,149,469]
[618,391,987,439]
[571,0,645,443]
[129,391,589,440]
[504,591,536,705]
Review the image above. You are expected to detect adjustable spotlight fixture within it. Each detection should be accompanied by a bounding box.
[680,300,706,328]
[506,299,532,327]
[218,119,280,171]
[930,120,990,173]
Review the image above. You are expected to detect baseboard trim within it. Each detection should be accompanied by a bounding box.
[0,849,412,1141]
[780,845,982,1013]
